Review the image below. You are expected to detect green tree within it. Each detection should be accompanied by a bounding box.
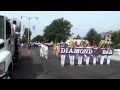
[43,18,73,43]
[83,36,87,40]
[32,35,44,43]
[22,28,32,43]
[73,34,81,39]
[93,34,101,46]
[111,30,120,44]
[77,34,81,39]
[85,28,97,45]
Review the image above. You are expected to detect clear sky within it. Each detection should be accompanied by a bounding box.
[0,11,120,39]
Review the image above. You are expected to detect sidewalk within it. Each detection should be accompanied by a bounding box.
[96,51,120,62]
[104,55,120,62]
[98,55,120,62]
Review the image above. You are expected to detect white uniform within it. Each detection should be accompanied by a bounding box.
[93,48,97,65]
[78,46,83,66]
[107,55,111,65]
[74,46,78,60]
[86,47,91,66]
[100,48,105,65]
[76,54,79,60]
[42,45,45,57]
[100,55,105,65]
[84,54,86,61]
[70,47,75,67]
[44,45,48,59]
[107,48,111,65]
[70,55,75,66]
[61,54,66,66]
[39,44,46,57]
[60,45,66,67]
[38,44,43,57]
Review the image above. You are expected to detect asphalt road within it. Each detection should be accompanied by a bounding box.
[13,47,120,79]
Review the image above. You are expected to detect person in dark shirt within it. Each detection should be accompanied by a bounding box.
[93,45,100,66]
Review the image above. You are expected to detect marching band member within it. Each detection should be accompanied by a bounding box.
[100,45,105,65]
[60,43,66,67]
[75,44,79,61]
[85,43,91,66]
[93,45,98,66]
[68,42,71,60]
[44,44,49,59]
[75,41,79,60]
[53,44,57,55]
[38,43,44,57]
[83,44,87,62]
[78,42,83,66]
[69,43,75,67]
[107,45,112,65]
[42,43,46,57]
[96,46,100,62]
[69,40,73,61]
[56,43,60,58]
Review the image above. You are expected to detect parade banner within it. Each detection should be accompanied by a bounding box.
[100,48,114,55]
[59,47,114,55]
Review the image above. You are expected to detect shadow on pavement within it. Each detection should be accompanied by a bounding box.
[13,55,44,79]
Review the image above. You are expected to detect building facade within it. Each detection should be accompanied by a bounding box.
[105,32,112,44]
[100,31,113,45]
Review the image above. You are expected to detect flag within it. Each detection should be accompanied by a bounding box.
[23,25,25,31]
[32,25,35,31]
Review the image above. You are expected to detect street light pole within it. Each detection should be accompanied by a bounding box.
[28,18,30,44]
[21,16,38,43]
